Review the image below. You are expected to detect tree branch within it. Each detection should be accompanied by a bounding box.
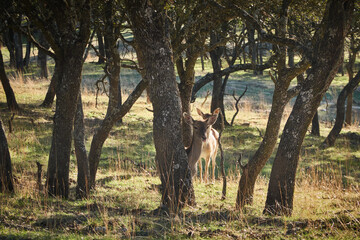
[230,86,247,126]
[192,55,276,101]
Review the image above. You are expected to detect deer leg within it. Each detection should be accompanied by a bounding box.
[204,156,210,183]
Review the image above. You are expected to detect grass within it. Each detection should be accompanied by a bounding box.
[0,54,359,239]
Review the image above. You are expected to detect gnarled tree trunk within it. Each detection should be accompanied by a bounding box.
[264,0,354,216]
[236,0,310,209]
[125,0,194,212]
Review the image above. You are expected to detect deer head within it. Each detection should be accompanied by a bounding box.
[183,108,220,142]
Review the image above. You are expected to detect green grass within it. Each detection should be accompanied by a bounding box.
[0,53,359,239]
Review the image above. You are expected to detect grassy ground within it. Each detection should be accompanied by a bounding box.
[0,56,359,239]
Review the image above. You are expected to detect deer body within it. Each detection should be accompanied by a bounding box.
[183,108,220,182]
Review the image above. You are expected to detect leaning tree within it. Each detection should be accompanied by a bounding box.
[264,0,354,216]
[229,0,311,208]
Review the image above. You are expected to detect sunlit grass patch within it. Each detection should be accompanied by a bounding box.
[0,56,359,239]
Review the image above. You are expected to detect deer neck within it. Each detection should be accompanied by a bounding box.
[186,135,204,167]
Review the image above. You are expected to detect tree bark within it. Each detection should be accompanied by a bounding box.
[0,119,14,193]
[344,36,358,126]
[177,55,196,147]
[40,61,59,108]
[3,29,16,68]
[311,111,320,136]
[210,31,224,130]
[103,0,121,115]
[97,30,105,64]
[23,40,31,68]
[13,30,24,72]
[37,31,50,79]
[74,93,90,199]
[125,1,195,212]
[322,70,360,148]
[264,0,354,216]
[247,23,257,75]
[0,48,20,112]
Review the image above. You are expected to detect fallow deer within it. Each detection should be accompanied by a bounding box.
[183,108,220,183]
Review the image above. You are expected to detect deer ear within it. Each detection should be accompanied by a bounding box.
[197,108,205,119]
[207,113,219,126]
[213,108,221,115]
[183,112,193,125]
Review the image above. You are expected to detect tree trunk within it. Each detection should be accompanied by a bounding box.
[0,119,14,193]
[264,0,354,216]
[210,32,224,130]
[247,23,257,75]
[89,80,148,188]
[177,55,196,147]
[344,37,358,126]
[236,0,310,210]
[311,111,320,136]
[13,31,24,72]
[345,92,353,125]
[125,1,195,212]
[46,53,86,198]
[23,40,31,68]
[37,32,50,79]
[103,0,121,115]
[0,48,20,112]
[74,93,90,199]
[20,0,91,199]
[89,0,135,188]
[40,61,59,108]
[97,30,105,64]
[322,70,360,148]
[3,29,16,68]
[219,73,231,126]
[237,87,289,207]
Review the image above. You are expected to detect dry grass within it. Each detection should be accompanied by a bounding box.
[0,71,359,239]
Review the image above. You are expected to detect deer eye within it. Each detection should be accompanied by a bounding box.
[193,126,198,130]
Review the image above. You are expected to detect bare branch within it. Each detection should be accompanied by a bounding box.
[20,24,56,59]
[192,54,276,101]
[90,44,107,62]
[230,86,248,126]
[237,153,247,172]
[256,127,264,139]
[226,3,311,58]
[82,29,96,64]
[268,70,277,85]
[201,90,211,108]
